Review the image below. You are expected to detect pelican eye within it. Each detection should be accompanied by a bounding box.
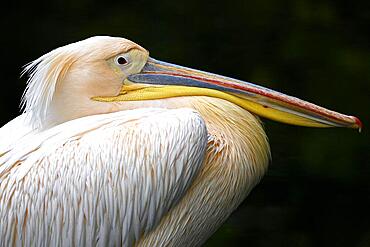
[116,56,128,65]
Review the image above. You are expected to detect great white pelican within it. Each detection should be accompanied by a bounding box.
[0,36,362,246]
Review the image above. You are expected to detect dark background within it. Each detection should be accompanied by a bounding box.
[1,0,369,246]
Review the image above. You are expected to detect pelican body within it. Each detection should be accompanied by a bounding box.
[0,36,361,246]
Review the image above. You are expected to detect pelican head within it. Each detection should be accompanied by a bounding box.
[22,36,362,130]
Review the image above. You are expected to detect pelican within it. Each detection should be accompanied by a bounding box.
[0,36,362,246]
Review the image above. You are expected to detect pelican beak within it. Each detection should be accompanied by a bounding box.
[97,57,363,130]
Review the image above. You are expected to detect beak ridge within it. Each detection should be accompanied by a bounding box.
[126,57,362,130]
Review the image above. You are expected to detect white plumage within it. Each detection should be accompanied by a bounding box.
[0,108,207,246]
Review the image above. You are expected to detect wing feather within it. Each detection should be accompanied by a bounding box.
[0,108,207,246]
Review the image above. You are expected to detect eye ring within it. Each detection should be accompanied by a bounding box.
[116,56,128,65]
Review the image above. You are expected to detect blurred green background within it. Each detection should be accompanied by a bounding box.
[0,0,369,246]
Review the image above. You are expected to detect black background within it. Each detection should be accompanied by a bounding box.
[1,0,369,246]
